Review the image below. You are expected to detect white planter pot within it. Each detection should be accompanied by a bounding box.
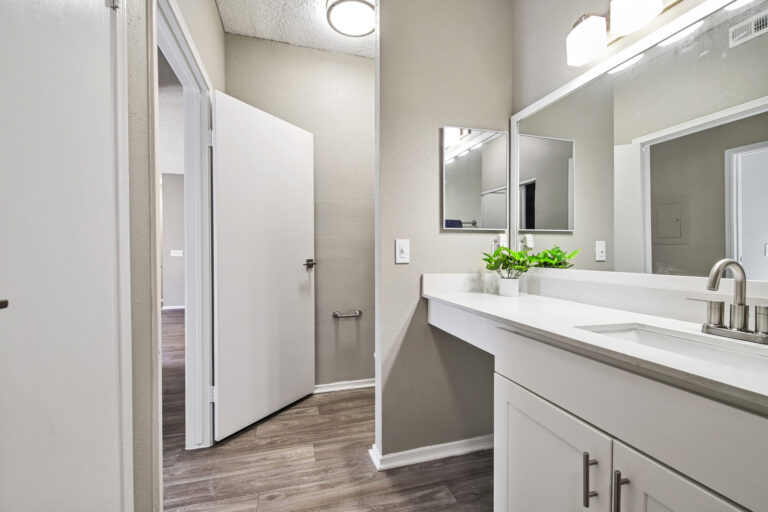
[498,278,520,297]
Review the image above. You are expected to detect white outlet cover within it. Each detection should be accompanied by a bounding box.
[395,239,410,264]
[595,240,606,262]
[170,249,183,257]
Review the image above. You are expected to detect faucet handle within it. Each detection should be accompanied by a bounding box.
[686,298,725,327]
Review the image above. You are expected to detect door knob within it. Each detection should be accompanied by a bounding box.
[303,259,317,269]
[0,299,8,309]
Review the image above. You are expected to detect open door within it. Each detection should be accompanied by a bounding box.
[212,91,315,441]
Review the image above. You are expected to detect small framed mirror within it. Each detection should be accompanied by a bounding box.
[518,134,574,232]
[441,126,508,231]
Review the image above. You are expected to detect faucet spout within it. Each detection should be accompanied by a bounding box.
[707,258,747,305]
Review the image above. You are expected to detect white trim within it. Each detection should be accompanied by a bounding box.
[368,434,494,472]
[632,96,768,145]
[112,2,134,510]
[161,305,186,311]
[157,0,214,452]
[313,378,375,394]
[161,169,184,175]
[510,0,734,250]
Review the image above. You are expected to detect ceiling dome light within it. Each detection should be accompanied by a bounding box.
[327,0,375,37]
[610,0,663,36]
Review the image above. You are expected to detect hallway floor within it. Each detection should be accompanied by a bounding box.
[162,310,492,511]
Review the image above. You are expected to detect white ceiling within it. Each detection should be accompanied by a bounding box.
[216,0,376,58]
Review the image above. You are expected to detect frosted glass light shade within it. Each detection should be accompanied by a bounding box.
[327,0,375,37]
[610,0,664,36]
[566,15,608,67]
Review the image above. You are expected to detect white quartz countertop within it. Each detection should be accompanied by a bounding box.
[424,290,768,416]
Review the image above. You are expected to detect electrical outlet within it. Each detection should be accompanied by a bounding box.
[595,240,606,262]
[395,239,410,264]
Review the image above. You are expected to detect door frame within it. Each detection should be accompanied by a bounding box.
[725,140,768,264]
[157,0,215,450]
[632,95,768,273]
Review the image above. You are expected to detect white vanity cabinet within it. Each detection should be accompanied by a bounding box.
[495,374,745,512]
[493,328,764,512]
[494,374,612,511]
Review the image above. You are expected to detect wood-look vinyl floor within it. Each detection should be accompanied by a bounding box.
[161,309,493,511]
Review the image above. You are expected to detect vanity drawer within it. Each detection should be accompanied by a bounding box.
[494,327,768,512]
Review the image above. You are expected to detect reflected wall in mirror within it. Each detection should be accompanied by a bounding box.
[512,0,768,276]
[518,135,574,231]
[442,127,508,231]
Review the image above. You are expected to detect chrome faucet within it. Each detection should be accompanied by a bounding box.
[700,258,768,344]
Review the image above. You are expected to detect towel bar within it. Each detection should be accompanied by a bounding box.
[332,310,362,319]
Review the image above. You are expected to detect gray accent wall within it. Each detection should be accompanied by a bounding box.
[377,0,515,455]
[225,35,375,385]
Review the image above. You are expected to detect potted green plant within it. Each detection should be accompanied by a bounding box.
[532,246,580,269]
[482,247,532,297]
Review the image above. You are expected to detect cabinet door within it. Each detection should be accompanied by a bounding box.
[495,374,612,512]
[613,442,745,512]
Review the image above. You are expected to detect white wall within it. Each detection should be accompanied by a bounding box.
[175,0,226,91]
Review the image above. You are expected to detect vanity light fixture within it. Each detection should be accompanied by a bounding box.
[610,0,663,36]
[608,53,645,74]
[566,15,608,66]
[326,0,375,37]
[659,21,704,46]
[726,0,756,10]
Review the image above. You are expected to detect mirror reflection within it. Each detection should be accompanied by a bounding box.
[514,0,768,277]
[518,135,574,231]
[442,127,508,231]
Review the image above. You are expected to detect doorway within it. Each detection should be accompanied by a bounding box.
[726,141,768,280]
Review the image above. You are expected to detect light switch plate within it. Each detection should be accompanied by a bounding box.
[170,249,183,257]
[395,239,410,264]
[595,240,606,262]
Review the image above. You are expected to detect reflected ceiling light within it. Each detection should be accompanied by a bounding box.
[610,0,663,36]
[446,158,456,165]
[471,143,483,150]
[327,0,375,37]
[659,21,704,46]
[726,0,756,10]
[458,150,470,157]
[609,53,645,74]
[566,15,608,67]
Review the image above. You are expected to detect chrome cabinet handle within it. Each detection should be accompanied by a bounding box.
[0,299,8,310]
[303,259,316,269]
[612,470,630,512]
[582,452,598,507]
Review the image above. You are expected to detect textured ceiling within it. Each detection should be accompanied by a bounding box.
[216,0,376,58]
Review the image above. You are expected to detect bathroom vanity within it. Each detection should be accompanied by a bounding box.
[423,273,768,512]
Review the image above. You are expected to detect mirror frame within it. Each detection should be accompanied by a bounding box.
[509,0,733,252]
[441,126,509,232]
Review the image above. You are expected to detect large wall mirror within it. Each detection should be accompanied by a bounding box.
[442,127,508,231]
[512,0,768,277]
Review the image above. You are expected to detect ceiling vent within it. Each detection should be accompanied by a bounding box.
[729,9,768,47]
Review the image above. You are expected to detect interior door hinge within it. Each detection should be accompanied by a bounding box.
[109,0,120,9]
[208,130,214,147]
[209,386,217,404]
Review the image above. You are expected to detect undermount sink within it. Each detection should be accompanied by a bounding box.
[577,323,768,371]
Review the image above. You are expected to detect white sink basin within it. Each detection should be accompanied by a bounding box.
[577,323,768,371]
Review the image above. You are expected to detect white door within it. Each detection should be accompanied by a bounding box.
[735,144,768,280]
[613,442,743,512]
[0,2,131,511]
[494,374,613,512]
[212,91,315,441]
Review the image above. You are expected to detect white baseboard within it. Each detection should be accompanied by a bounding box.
[161,305,185,311]
[314,378,375,394]
[368,434,493,471]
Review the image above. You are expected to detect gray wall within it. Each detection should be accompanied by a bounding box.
[175,0,226,91]
[518,135,572,230]
[651,112,768,276]
[161,174,185,307]
[519,78,615,269]
[225,35,375,385]
[377,0,515,455]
